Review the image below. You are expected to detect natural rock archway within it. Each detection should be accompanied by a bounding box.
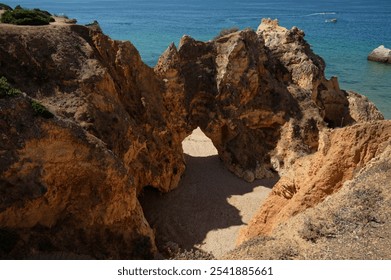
[0,18,385,259]
[155,19,382,183]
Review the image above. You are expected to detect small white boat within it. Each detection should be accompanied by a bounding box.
[325,18,337,23]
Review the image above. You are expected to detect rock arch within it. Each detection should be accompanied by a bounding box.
[0,18,384,259]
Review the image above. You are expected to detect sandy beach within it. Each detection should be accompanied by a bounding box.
[140,128,277,258]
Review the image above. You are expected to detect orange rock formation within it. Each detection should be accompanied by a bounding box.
[0,18,387,259]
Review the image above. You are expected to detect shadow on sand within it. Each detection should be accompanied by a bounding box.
[139,154,278,255]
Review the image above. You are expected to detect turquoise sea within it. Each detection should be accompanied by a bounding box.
[3,0,391,118]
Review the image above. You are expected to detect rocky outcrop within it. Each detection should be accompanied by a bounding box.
[0,24,186,194]
[227,143,391,259]
[0,17,386,259]
[0,23,184,258]
[346,90,384,122]
[257,19,370,128]
[368,45,391,64]
[238,120,391,243]
[156,18,383,180]
[156,29,301,180]
[0,94,155,259]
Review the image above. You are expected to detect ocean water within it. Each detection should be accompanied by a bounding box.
[3,0,391,118]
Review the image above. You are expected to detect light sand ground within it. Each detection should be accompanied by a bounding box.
[140,128,276,258]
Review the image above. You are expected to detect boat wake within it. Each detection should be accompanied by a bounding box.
[305,12,336,16]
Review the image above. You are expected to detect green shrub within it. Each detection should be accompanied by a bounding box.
[31,100,54,119]
[0,76,21,98]
[1,6,54,25]
[0,3,12,10]
[32,8,52,17]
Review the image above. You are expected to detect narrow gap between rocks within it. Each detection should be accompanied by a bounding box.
[139,127,278,258]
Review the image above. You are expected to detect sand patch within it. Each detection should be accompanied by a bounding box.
[140,128,276,258]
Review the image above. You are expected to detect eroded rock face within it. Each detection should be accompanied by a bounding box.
[346,91,384,122]
[156,18,383,180]
[226,144,391,260]
[0,95,155,259]
[156,30,301,180]
[257,19,362,128]
[0,24,186,194]
[238,120,391,244]
[0,24,184,258]
[0,18,386,259]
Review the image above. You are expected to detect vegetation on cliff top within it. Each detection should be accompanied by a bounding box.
[0,76,21,98]
[0,3,12,10]
[0,76,53,118]
[30,100,54,119]
[0,5,54,25]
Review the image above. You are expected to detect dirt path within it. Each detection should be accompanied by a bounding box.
[140,128,276,258]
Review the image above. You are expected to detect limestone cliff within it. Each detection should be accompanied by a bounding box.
[238,121,391,243]
[0,94,155,259]
[0,17,387,259]
[0,23,184,258]
[228,141,391,259]
[0,24,185,194]
[156,18,383,180]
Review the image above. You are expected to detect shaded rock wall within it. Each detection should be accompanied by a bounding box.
[0,24,184,258]
[0,95,155,259]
